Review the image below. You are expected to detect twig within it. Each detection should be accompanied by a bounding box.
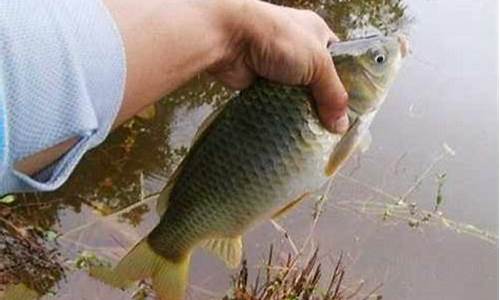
[299,177,334,256]
[269,220,299,255]
[399,152,446,203]
[332,147,497,244]
[0,216,26,237]
[57,192,160,241]
[360,283,383,300]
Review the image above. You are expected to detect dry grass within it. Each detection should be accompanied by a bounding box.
[225,245,381,300]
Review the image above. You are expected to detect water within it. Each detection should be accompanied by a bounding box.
[0,0,497,299]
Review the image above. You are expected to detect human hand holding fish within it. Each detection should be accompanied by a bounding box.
[14,0,352,178]
[207,0,350,133]
[112,31,408,300]
[106,0,351,133]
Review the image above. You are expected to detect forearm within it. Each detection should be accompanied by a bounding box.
[15,0,348,179]
[106,0,241,125]
[16,0,242,175]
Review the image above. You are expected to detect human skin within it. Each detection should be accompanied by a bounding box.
[15,0,348,177]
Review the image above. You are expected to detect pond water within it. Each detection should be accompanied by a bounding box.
[0,0,497,299]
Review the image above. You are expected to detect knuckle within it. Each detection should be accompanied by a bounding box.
[302,10,328,28]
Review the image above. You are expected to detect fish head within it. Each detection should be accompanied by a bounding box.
[332,34,409,116]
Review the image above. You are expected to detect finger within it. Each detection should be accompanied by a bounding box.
[310,50,349,134]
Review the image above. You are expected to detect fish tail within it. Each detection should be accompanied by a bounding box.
[115,239,191,300]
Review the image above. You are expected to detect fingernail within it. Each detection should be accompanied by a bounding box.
[333,113,349,133]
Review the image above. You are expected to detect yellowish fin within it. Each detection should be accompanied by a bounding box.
[325,118,366,176]
[200,236,242,269]
[89,264,133,289]
[1,283,38,300]
[156,104,227,217]
[115,240,190,300]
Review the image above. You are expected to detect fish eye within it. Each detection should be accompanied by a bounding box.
[375,54,386,64]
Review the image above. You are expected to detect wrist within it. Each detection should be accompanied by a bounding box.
[210,0,286,67]
[206,0,259,67]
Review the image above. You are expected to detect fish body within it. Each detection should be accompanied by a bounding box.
[116,34,408,300]
[149,81,338,260]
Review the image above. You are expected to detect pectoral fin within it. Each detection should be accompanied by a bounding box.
[325,119,365,176]
[156,104,228,216]
[200,236,243,269]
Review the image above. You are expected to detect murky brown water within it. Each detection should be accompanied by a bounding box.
[1,0,497,299]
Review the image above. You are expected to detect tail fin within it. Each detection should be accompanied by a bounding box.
[115,239,191,300]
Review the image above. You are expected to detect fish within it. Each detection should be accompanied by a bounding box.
[114,34,408,300]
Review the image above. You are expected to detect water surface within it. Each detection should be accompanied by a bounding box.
[0,0,497,299]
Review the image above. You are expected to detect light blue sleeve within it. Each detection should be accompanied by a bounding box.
[0,0,126,194]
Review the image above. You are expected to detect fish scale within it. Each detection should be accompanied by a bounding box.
[148,81,336,258]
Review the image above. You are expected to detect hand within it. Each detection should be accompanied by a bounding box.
[15,0,350,177]
[209,0,349,133]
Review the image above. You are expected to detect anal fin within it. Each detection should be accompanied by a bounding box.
[200,236,242,269]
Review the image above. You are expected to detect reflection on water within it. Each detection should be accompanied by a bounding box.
[0,0,497,299]
[0,75,232,296]
[270,0,409,38]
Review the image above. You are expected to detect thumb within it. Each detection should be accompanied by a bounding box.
[310,50,349,134]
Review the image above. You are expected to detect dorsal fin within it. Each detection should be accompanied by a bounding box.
[156,103,228,216]
[192,103,227,142]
